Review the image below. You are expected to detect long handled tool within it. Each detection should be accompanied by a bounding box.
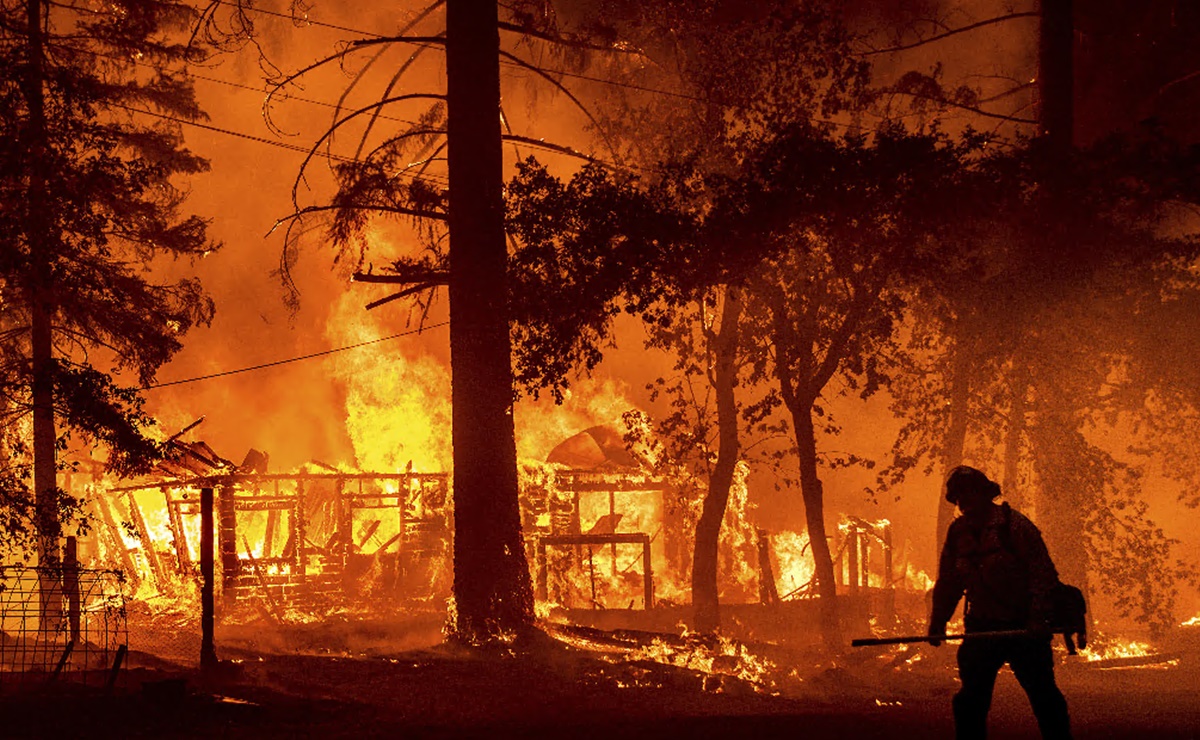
[851,629,1041,647]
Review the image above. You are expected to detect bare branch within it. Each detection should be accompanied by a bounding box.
[977,81,1035,105]
[267,35,442,122]
[882,87,1037,124]
[353,269,449,285]
[268,204,446,240]
[857,12,1038,56]
[366,283,439,311]
[353,54,439,161]
[498,50,621,164]
[500,134,605,165]
[349,35,446,50]
[291,95,446,206]
[497,21,645,55]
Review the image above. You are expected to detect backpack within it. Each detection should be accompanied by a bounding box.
[997,503,1089,654]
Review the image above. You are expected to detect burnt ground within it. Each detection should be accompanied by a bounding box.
[3,620,1199,739]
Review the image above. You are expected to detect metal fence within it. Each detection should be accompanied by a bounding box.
[0,563,128,688]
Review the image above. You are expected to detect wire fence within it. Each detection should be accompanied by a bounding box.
[0,563,128,689]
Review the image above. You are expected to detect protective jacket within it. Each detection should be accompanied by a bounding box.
[931,503,1059,632]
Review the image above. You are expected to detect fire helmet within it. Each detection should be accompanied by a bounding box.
[945,465,1001,504]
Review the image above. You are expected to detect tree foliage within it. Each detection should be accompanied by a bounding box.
[0,0,217,558]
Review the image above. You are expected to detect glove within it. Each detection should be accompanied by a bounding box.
[927,623,946,648]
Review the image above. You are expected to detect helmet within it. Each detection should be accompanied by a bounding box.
[945,465,1001,504]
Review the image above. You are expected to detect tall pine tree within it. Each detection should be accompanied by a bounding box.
[0,0,216,581]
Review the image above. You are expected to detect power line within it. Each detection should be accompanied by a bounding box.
[208,0,392,39]
[56,0,1000,131]
[46,39,425,130]
[107,102,349,161]
[207,0,708,106]
[144,320,449,390]
[56,0,862,144]
[108,102,451,184]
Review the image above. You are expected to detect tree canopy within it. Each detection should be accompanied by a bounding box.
[0,0,217,559]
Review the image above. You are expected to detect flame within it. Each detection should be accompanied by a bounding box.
[771,530,815,597]
[716,462,759,602]
[1181,614,1200,628]
[515,376,642,462]
[324,291,451,473]
[1083,633,1157,662]
[907,568,935,592]
[624,633,779,689]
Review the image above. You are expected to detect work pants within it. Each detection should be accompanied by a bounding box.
[953,635,1072,740]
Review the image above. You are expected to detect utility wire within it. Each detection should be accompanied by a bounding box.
[203,0,717,106]
[221,4,884,133]
[55,0,1015,130]
[107,102,352,161]
[46,39,425,130]
[144,320,449,390]
[208,0,393,39]
[108,101,452,184]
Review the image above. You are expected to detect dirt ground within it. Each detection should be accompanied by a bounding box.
[4,620,1199,739]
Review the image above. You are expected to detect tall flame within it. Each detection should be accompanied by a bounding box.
[324,291,452,473]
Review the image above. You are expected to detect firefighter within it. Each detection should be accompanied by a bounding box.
[927,465,1073,740]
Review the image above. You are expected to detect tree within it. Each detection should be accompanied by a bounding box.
[878,130,1200,629]
[706,122,981,644]
[277,0,645,643]
[443,0,534,642]
[565,0,870,636]
[0,0,216,585]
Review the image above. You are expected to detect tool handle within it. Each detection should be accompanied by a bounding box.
[851,629,1036,647]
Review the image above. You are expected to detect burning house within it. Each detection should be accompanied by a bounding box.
[70,414,933,641]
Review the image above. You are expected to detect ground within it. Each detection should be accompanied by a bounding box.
[3,618,1199,739]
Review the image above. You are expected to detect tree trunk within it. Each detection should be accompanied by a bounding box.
[791,403,840,647]
[1033,0,1089,593]
[691,286,742,634]
[1039,0,1074,148]
[446,0,533,643]
[937,327,971,559]
[1002,364,1029,509]
[32,297,59,619]
[1030,409,1088,592]
[22,0,61,621]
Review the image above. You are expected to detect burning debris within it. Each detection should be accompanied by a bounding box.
[67,415,942,650]
[78,424,453,622]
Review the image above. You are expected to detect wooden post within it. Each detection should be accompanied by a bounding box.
[883,522,896,623]
[835,539,844,588]
[63,535,80,643]
[755,528,780,604]
[200,487,217,670]
[96,494,139,588]
[587,546,597,608]
[608,490,617,576]
[535,539,548,602]
[264,508,279,559]
[847,528,860,593]
[295,480,307,576]
[641,536,653,610]
[860,531,870,589]
[218,484,238,608]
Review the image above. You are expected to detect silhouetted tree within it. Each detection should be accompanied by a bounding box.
[0,0,216,577]
[567,0,871,636]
